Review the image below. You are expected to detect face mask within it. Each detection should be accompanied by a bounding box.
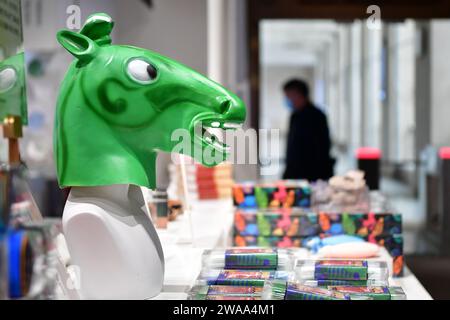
[284,97,294,110]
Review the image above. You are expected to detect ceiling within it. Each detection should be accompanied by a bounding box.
[260,19,342,67]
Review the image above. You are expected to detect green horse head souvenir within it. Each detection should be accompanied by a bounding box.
[0,52,28,124]
[55,13,246,189]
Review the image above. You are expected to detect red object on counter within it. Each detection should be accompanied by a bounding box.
[439,147,450,159]
[356,147,381,160]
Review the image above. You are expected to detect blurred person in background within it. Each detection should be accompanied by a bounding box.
[282,78,334,181]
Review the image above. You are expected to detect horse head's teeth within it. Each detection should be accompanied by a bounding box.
[205,136,213,144]
[211,121,220,128]
[213,141,230,152]
[223,123,241,129]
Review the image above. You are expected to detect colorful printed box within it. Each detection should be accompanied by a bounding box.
[234,209,319,237]
[233,181,311,209]
[233,210,404,277]
[197,269,293,287]
[234,210,401,239]
[233,235,305,248]
[317,212,402,238]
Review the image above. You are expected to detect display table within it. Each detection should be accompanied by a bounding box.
[153,199,433,300]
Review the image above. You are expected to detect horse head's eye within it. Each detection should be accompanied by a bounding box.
[0,67,17,92]
[146,64,157,80]
[127,59,157,83]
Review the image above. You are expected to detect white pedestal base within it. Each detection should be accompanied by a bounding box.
[62,185,164,299]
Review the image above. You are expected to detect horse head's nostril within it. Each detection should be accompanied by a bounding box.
[219,99,232,114]
[217,96,246,121]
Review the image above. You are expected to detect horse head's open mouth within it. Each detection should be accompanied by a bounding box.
[192,114,244,156]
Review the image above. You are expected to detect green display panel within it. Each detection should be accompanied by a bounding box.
[0,0,27,124]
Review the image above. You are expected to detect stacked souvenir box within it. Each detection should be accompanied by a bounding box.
[265,258,406,300]
[232,180,312,209]
[195,163,234,199]
[188,248,406,300]
[189,248,300,300]
[231,181,404,277]
[234,209,402,238]
[232,209,403,277]
[169,162,234,200]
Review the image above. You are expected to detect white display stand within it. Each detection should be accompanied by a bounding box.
[56,198,432,300]
[62,185,164,299]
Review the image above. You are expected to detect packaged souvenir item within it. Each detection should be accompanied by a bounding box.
[298,279,388,287]
[189,285,263,300]
[202,248,299,270]
[295,259,388,281]
[327,286,406,300]
[262,280,351,300]
[196,269,294,286]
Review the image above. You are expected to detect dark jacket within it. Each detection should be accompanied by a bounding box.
[283,103,334,181]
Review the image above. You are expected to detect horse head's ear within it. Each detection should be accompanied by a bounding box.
[57,30,98,64]
[80,13,114,46]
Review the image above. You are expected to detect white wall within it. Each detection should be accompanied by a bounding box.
[349,21,363,153]
[362,24,382,149]
[22,0,119,50]
[387,21,416,163]
[22,0,208,72]
[337,25,350,146]
[327,33,340,142]
[115,0,208,74]
[430,20,450,147]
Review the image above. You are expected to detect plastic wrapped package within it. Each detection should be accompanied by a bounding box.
[0,164,42,227]
[7,219,61,300]
[189,280,406,300]
[262,280,351,300]
[295,259,389,282]
[298,279,389,287]
[202,248,301,271]
[327,286,406,300]
[195,269,295,287]
[18,219,62,299]
[188,284,263,300]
